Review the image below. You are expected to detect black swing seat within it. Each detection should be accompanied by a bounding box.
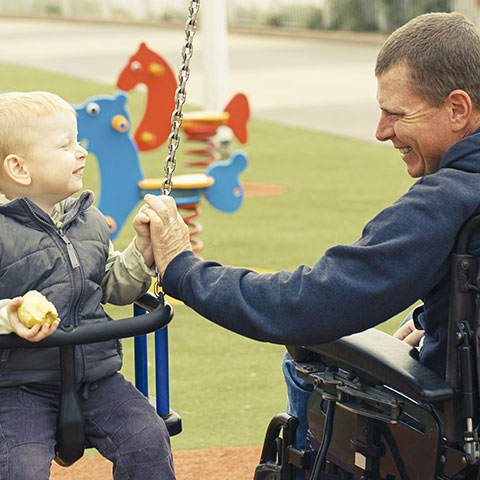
[255,214,480,480]
[0,293,178,468]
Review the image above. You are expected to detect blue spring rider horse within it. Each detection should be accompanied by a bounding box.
[74,91,248,239]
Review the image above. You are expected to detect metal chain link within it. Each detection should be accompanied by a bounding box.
[155,0,200,301]
[161,0,200,196]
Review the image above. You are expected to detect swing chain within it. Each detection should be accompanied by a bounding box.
[161,0,201,196]
[155,0,200,301]
[154,267,165,304]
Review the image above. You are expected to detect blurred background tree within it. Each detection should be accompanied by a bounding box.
[0,0,478,33]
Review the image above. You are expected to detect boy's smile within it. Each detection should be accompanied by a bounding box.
[22,111,87,213]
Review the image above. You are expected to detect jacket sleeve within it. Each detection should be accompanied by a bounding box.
[101,239,155,305]
[162,170,480,345]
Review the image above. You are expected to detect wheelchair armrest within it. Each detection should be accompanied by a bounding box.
[288,328,454,404]
[0,294,173,349]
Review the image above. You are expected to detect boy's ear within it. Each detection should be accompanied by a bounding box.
[3,154,31,186]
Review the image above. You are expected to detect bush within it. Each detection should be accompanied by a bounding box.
[328,0,377,32]
[305,7,324,30]
[377,0,451,31]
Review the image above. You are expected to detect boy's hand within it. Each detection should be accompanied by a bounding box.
[7,297,60,342]
[133,204,154,268]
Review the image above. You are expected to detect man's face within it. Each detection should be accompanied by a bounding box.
[376,63,456,178]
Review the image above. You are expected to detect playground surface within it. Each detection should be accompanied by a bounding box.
[50,445,262,479]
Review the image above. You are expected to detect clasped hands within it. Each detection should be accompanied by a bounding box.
[138,194,193,277]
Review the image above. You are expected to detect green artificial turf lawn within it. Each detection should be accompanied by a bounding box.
[1,62,417,450]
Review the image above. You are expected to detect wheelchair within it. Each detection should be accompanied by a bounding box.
[0,292,180,467]
[254,215,480,480]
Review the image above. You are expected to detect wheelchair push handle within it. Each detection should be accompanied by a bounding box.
[0,293,173,349]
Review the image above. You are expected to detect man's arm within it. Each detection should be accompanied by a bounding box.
[144,171,480,346]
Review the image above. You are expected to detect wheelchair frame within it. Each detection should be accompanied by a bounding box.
[255,215,480,480]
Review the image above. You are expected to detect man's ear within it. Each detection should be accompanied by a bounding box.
[3,154,31,186]
[446,89,472,131]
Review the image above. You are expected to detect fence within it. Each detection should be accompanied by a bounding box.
[0,0,477,33]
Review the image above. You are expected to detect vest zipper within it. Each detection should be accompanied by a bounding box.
[58,229,80,269]
[21,198,88,382]
[21,200,80,269]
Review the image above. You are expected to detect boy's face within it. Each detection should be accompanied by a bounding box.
[23,111,87,208]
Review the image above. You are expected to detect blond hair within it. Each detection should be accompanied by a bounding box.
[0,91,75,161]
[375,12,480,107]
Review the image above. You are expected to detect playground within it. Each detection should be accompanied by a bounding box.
[0,11,418,480]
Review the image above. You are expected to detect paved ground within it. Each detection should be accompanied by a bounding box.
[0,16,385,143]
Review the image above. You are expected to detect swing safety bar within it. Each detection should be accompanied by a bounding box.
[0,293,178,467]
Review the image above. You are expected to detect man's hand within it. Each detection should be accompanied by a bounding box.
[143,194,193,277]
[7,297,60,342]
[393,318,424,348]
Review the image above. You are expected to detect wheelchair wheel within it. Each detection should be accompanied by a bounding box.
[254,437,283,480]
[253,467,282,480]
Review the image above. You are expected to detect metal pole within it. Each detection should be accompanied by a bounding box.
[155,327,170,415]
[452,0,477,23]
[202,0,229,111]
[134,304,149,397]
[99,0,112,19]
[59,0,72,17]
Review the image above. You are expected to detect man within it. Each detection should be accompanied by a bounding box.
[143,10,480,466]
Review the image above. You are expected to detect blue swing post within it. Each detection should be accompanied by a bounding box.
[133,303,181,435]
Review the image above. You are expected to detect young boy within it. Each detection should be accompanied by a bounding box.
[0,91,175,479]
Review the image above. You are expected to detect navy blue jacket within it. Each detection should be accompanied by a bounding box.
[163,129,480,379]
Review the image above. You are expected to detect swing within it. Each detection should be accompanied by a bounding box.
[0,0,201,468]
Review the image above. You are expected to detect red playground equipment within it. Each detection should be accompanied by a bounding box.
[116,42,250,153]
[117,42,177,151]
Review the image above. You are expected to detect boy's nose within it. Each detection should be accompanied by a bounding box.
[77,144,88,158]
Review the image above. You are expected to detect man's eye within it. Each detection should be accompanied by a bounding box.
[389,111,403,118]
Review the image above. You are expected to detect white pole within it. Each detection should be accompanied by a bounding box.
[59,0,73,17]
[99,0,112,18]
[201,0,229,111]
[452,0,477,23]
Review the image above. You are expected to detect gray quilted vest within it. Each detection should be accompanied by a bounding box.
[0,191,122,386]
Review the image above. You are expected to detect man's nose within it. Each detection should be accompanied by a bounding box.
[375,111,394,142]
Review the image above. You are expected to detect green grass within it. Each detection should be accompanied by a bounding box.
[1,62,417,451]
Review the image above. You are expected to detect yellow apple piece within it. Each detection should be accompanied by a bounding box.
[17,290,59,328]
